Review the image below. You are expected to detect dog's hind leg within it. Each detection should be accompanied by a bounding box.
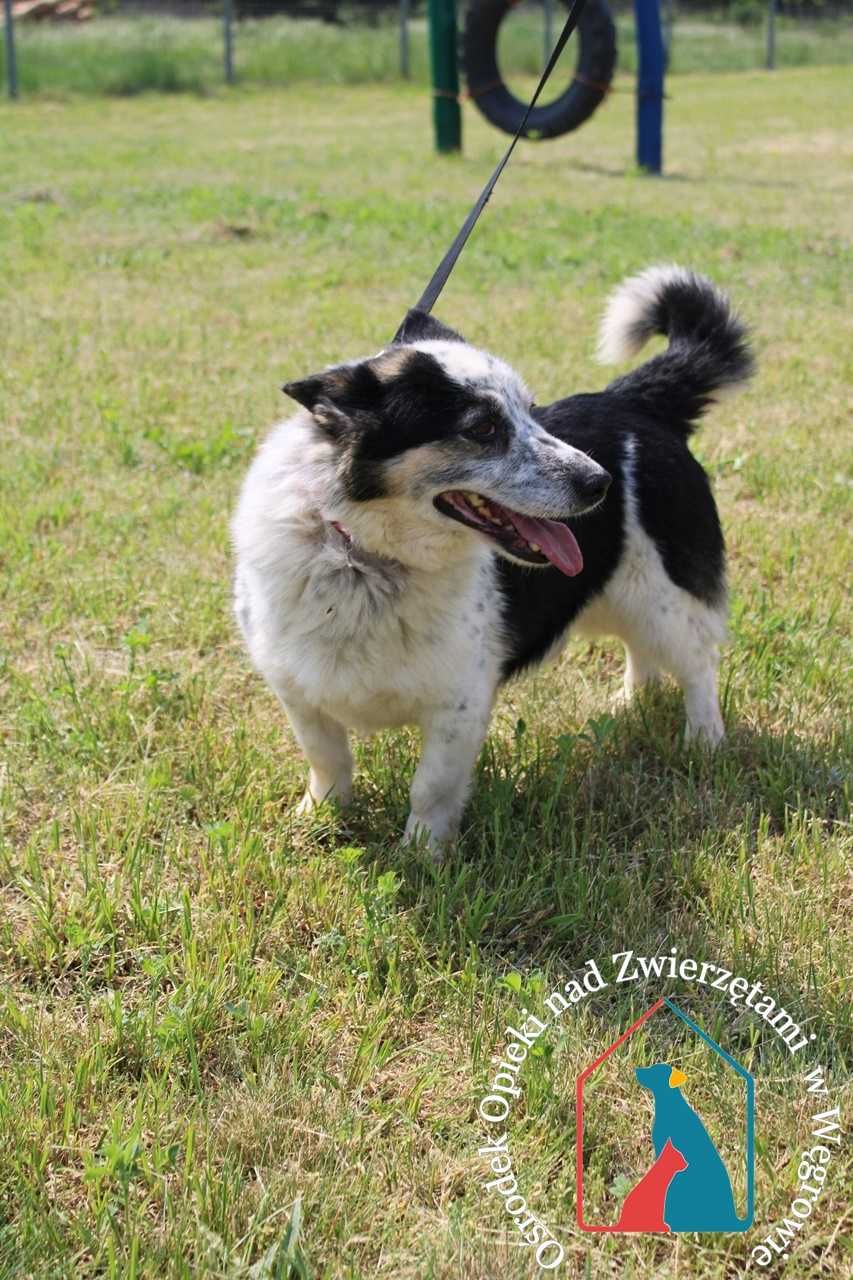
[575,599,661,709]
[622,644,661,702]
[595,560,727,746]
[625,625,724,746]
[675,658,725,747]
[632,620,725,747]
[645,595,727,746]
[280,694,354,812]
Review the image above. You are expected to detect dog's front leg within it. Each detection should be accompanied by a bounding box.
[280,694,353,813]
[404,698,493,856]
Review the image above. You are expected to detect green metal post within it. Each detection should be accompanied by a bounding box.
[3,0,18,100]
[766,0,776,70]
[428,0,461,153]
[399,0,410,78]
[223,0,235,85]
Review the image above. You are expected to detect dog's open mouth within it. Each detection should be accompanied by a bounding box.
[434,490,583,576]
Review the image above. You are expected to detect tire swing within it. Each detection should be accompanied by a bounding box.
[463,0,617,140]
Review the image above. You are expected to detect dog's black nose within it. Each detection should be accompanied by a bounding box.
[578,468,611,504]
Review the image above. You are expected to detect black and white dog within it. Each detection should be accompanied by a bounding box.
[232,265,752,852]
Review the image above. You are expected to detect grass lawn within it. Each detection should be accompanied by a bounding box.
[3,11,853,97]
[1,60,851,1279]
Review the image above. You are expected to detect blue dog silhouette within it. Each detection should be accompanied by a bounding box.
[635,1062,747,1231]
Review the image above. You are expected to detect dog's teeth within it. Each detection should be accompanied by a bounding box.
[468,494,484,508]
[529,542,541,553]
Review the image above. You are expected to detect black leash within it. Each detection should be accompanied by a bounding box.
[395,0,589,342]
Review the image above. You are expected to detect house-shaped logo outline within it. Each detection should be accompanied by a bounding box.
[575,996,755,1232]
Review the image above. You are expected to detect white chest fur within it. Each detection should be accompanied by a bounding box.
[231,420,504,735]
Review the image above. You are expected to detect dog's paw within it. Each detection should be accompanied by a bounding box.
[295,774,353,816]
[610,686,631,712]
[295,790,319,817]
[684,719,725,750]
[294,789,352,821]
[402,813,453,862]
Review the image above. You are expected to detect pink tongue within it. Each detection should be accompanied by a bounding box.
[507,512,583,576]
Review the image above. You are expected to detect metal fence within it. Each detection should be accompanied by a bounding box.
[3,0,851,99]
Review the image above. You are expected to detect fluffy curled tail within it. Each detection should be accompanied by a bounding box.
[597,264,754,437]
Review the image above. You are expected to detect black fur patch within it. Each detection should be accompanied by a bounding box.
[286,348,504,502]
[392,309,466,346]
[349,351,467,495]
[607,272,753,434]
[498,390,725,679]
[498,396,626,677]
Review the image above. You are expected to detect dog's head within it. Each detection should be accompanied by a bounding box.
[284,321,610,574]
[635,1063,686,1096]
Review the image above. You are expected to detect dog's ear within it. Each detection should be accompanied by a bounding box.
[392,309,466,346]
[283,361,385,437]
[281,373,327,412]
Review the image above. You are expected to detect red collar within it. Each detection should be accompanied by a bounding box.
[327,519,404,570]
[329,519,353,546]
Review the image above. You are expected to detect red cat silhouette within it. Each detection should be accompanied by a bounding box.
[615,1139,688,1232]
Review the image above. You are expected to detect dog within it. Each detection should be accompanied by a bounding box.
[232,265,752,852]
[635,1062,748,1230]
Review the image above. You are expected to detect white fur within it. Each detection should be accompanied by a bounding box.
[232,415,508,850]
[418,339,535,420]
[597,263,692,364]
[573,434,727,744]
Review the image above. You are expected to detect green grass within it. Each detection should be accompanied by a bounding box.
[2,10,853,98]
[1,64,851,1279]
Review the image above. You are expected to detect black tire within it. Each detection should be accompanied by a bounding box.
[463,0,617,140]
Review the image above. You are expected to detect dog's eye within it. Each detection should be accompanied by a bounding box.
[463,422,497,443]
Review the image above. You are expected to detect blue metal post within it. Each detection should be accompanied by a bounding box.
[634,0,664,174]
[400,0,411,78]
[662,0,674,68]
[3,0,18,100]
[223,0,235,85]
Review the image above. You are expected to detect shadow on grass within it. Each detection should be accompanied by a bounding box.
[343,683,844,978]
[566,160,797,190]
